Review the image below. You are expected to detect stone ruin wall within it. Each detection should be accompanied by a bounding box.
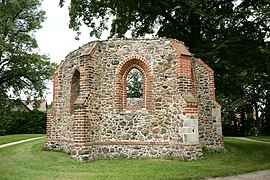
[192,59,224,147]
[46,48,82,152]
[45,38,223,161]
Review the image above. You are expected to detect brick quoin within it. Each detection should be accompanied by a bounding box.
[71,53,94,149]
[172,40,195,95]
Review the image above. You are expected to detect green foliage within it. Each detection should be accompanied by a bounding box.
[0,138,270,179]
[126,68,143,98]
[0,108,46,135]
[0,0,56,99]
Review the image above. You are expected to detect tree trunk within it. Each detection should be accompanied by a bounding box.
[254,101,260,136]
[240,109,245,136]
[233,116,239,136]
[189,13,201,49]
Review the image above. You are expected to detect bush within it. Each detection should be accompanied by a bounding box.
[0,108,46,135]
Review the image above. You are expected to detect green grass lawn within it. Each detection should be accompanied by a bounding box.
[247,136,270,142]
[0,134,44,145]
[0,137,270,180]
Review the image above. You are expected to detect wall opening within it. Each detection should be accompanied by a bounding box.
[115,56,154,112]
[70,70,80,115]
[126,68,143,110]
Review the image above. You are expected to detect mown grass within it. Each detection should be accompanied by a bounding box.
[0,137,270,180]
[247,136,270,142]
[0,134,44,145]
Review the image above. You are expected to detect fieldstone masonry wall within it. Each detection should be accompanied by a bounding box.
[45,38,224,161]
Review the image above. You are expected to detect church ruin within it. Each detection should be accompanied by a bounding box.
[45,38,224,161]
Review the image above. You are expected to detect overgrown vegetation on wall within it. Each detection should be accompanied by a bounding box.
[0,108,46,135]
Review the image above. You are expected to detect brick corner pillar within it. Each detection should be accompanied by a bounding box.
[70,44,98,161]
[171,40,194,94]
[71,101,91,161]
[177,56,193,93]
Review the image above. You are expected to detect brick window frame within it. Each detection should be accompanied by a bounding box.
[115,56,154,112]
[70,69,80,115]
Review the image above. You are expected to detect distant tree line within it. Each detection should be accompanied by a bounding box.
[0,108,46,135]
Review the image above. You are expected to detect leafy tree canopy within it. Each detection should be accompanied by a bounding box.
[126,68,143,98]
[60,0,269,47]
[0,0,56,100]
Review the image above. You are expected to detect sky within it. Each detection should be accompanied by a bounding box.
[35,0,110,103]
[36,0,109,63]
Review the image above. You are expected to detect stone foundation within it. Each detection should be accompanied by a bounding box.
[71,143,203,161]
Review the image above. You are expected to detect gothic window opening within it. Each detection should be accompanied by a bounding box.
[70,70,80,115]
[126,68,143,110]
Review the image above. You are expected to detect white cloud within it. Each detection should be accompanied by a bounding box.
[36,0,97,63]
[35,0,110,103]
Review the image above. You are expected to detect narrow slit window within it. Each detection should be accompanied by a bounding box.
[70,70,80,115]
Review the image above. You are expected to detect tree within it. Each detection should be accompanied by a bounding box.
[0,0,56,100]
[60,0,232,48]
[126,68,143,98]
[61,0,270,135]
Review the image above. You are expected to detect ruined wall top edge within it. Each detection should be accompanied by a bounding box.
[63,38,186,60]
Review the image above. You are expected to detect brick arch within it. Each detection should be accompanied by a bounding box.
[69,65,88,114]
[115,55,154,112]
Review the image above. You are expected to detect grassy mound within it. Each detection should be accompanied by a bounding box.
[0,137,269,179]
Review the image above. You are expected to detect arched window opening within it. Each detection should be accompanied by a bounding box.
[115,56,154,112]
[126,68,143,110]
[70,70,80,115]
